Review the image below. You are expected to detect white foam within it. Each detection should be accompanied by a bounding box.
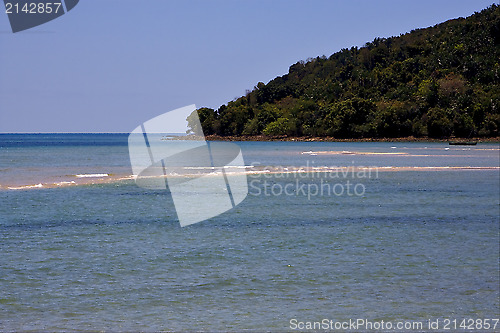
[223,165,253,169]
[8,183,43,190]
[75,173,109,178]
[54,181,76,186]
[184,167,216,170]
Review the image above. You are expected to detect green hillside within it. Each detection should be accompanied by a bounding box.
[190,4,500,139]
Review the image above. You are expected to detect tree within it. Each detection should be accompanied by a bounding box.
[263,118,291,136]
[190,5,500,139]
[427,107,453,138]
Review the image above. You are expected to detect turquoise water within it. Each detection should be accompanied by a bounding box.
[0,134,499,331]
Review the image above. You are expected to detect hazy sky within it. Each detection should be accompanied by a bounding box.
[0,0,496,132]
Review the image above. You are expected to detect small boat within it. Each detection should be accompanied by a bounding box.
[449,141,477,146]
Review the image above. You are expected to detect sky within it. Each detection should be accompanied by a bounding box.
[0,0,497,133]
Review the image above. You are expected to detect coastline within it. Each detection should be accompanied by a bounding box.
[204,135,500,143]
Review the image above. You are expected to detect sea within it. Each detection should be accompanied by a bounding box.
[0,133,499,331]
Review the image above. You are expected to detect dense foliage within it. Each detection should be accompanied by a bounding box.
[190,5,500,138]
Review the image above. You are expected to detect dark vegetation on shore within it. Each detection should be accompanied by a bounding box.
[203,135,500,143]
[188,5,500,140]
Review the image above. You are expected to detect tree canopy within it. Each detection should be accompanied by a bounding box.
[189,5,500,139]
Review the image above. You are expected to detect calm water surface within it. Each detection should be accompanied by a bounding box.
[0,134,498,331]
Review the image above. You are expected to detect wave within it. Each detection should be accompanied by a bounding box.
[75,173,109,178]
[301,150,497,157]
[1,174,135,191]
[55,181,76,186]
[7,183,43,190]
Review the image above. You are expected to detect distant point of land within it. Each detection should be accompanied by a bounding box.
[190,5,500,141]
[205,135,500,143]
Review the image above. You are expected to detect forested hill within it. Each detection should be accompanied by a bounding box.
[189,5,500,139]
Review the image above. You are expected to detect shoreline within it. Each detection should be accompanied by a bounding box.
[204,135,500,143]
[2,166,499,191]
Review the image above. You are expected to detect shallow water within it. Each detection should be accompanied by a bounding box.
[0,134,499,331]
